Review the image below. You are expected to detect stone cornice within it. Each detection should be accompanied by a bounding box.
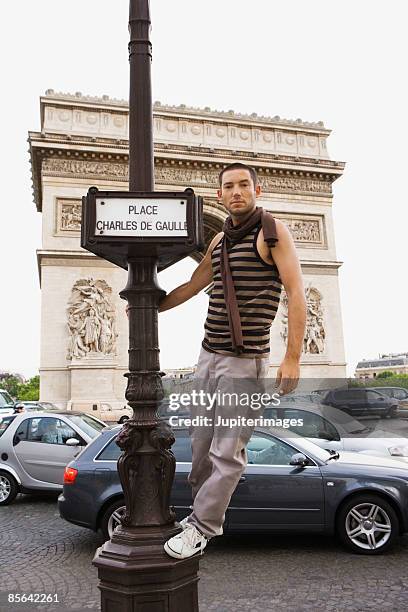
[29,130,344,171]
[37,250,342,270]
[43,90,329,132]
[30,136,344,211]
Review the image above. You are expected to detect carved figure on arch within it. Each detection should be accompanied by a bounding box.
[280,285,326,355]
[67,278,117,359]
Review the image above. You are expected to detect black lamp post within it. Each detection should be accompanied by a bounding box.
[89,1,202,610]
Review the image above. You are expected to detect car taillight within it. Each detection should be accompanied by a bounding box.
[64,467,78,484]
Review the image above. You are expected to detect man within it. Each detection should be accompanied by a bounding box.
[128,162,306,559]
[40,419,70,444]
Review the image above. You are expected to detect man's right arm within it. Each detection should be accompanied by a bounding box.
[158,232,223,313]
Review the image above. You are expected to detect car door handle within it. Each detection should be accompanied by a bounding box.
[239,476,246,483]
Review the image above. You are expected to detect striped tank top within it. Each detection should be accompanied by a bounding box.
[202,223,282,358]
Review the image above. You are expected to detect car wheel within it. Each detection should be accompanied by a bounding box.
[0,471,19,506]
[336,494,398,555]
[118,416,129,424]
[100,499,126,541]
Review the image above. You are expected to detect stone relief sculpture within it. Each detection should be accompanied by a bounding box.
[67,278,117,359]
[280,285,326,355]
[282,219,321,243]
[60,201,82,231]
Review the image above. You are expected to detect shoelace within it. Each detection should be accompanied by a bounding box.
[182,524,204,548]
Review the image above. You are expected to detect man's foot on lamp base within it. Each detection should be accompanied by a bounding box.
[164,523,208,559]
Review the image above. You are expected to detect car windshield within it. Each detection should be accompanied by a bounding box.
[65,414,106,438]
[0,416,16,437]
[0,391,14,408]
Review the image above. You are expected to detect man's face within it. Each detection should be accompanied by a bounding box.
[218,168,261,218]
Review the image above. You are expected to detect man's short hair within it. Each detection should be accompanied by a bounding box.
[218,163,258,188]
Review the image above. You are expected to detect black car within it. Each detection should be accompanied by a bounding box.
[58,425,408,555]
[320,388,398,418]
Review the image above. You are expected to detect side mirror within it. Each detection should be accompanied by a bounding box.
[290,453,309,467]
[65,438,80,446]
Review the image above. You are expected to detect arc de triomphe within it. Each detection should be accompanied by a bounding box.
[29,91,346,408]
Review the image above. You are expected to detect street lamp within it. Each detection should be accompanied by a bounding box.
[87,1,203,610]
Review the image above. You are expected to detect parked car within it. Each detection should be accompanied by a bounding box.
[15,401,59,411]
[319,388,398,418]
[0,389,16,421]
[58,424,408,555]
[370,387,408,413]
[66,400,132,424]
[263,397,408,461]
[0,411,107,505]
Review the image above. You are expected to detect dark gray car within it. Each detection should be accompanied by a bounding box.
[58,425,408,555]
[320,388,398,418]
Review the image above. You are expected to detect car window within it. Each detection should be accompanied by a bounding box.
[335,390,363,401]
[0,416,16,437]
[97,436,121,460]
[27,417,78,445]
[263,406,340,440]
[172,433,193,462]
[247,435,298,466]
[374,388,392,397]
[393,389,408,400]
[366,390,382,401]
[0,391,15,407]
[14,419,29,441]
[65,414,106,438]
[96,431,193,462]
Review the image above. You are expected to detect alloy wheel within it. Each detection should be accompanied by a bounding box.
[107,505,126,538]
[345,502,392,551]
[0,475,11,502]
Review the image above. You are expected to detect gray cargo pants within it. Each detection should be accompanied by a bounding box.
[186,347,269,539]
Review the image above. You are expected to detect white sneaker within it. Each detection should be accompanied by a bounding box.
[164,523,208,559]
[178,516,190,530]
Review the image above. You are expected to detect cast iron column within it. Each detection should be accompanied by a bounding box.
[92,2,200,610]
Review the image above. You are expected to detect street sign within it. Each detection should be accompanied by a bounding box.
[95,196,188,237]
[81,187,204,271]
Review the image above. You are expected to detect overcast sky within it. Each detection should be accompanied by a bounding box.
[0,0,406,379]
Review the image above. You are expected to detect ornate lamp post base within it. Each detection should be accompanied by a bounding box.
[93,528,199,611]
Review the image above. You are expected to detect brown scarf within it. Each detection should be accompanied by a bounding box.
[221,207,278,355]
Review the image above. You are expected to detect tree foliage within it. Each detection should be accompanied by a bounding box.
[0,374,22,398]
[17,376,40,401]
[0,374,40,401]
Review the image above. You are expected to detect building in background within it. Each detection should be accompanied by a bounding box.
[29,91,347,408]
[355,353,408,379]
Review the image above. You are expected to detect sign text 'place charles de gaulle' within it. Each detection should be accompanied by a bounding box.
[95,196,188,237]
[81,187,204,271]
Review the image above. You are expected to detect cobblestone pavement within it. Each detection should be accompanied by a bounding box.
[1,494,408,612]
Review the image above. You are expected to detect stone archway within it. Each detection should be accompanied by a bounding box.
[190,198,226,263]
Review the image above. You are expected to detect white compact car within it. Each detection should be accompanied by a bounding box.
[263,395,408,462]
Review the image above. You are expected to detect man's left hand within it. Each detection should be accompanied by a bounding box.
[275,358,300,396]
